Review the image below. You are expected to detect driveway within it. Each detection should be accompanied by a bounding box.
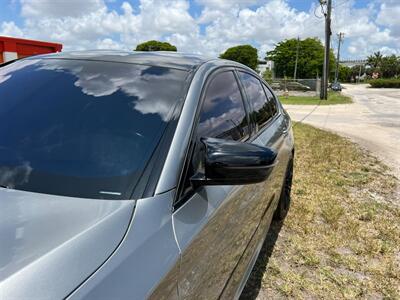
[284,84,400,178]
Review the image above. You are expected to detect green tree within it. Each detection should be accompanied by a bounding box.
[367,51,383,69]
[135,40,177,51]
[266,37,335,79]
[380,55,400,78]
[220,45,258,70]
[337,65,352,82]
[366,52,400,78]
[262,69,273,81]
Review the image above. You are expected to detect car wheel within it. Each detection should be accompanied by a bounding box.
[274,157,293,220]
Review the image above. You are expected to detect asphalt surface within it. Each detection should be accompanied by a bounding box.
[284,84,400,178]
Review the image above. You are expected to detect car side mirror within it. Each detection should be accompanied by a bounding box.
[191,137,277,187]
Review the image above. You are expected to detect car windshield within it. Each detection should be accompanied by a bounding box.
[0,58,188,199]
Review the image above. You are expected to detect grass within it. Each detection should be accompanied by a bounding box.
[279,91,353,105]
[241,123,399,299]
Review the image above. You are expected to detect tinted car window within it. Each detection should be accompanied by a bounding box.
[197,71,249,141]
[0,59,188,199]
[262,84,278,116]
[178,71,249,203]
[238,72,273,130]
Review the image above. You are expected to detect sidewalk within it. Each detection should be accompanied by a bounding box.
[283,84,400,178]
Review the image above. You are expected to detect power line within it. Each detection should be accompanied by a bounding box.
[292,100,322,128]
[314,4,324,19]
[332,0,350,9]
[319,0,327,15]
[310,16,325,27]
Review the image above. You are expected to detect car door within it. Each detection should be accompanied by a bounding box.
[172,69,276,299]
[213,71,290,299]
[237,71,291,216]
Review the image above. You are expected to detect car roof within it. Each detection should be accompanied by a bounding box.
[29,50,213,71]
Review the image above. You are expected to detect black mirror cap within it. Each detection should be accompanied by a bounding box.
[191,137,278,187]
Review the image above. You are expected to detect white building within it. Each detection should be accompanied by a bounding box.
[257,60,274,77]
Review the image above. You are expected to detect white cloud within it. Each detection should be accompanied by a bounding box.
[0,21,24,37]
[378,46,400,56]
[196,0,261,10]
[96,38,126,50]
[0,0,193,51]
[194,0,324,56]
[20,0,105,18]
[139,0,195,35]
[328,0,399,57]
[377,0,400,37]
[0,0,398,59]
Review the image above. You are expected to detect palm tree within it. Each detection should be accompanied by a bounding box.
[367,51,383,69]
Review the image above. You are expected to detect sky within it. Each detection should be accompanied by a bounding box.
[0,0,399,60]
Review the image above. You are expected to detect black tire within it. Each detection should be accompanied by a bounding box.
[274,157,294,220]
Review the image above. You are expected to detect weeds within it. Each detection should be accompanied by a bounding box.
[242,123,399,299]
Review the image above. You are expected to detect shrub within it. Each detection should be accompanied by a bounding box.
[368,78,400,88]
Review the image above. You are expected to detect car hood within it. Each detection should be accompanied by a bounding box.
[0,188,135,299]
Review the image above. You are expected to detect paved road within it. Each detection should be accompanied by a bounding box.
[284,84,400,178]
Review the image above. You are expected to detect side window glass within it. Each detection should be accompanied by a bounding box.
[238,72,272,131]
[177,71,249,204]
[262,84,278,116]
[197,71,249,141]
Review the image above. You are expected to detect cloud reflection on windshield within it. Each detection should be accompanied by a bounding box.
[1,58,187,121]
[0,162,32,189]
[40,59,186,121]
[0,60,39,84]
[0,57,189,199]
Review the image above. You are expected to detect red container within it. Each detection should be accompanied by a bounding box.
[0,36,62,63]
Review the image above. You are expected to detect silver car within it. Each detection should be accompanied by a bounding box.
[0,51,294,299]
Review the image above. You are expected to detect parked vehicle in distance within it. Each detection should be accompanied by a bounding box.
[269,81,311,91]
[269,82,281,90]
[331,82,342,91]
[285,81,311,91]
[0,51,294,300]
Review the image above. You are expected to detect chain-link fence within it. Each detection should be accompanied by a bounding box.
[266,78,321,96]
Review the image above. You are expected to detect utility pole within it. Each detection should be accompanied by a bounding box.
[293,36,300,80]
[320,0,332,100]
[334,32,344,83]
